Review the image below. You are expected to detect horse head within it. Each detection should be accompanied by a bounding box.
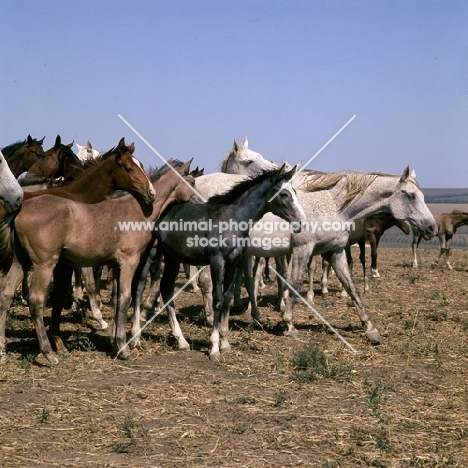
[113,138,156,206]
[389,166,437,240]
[222,137,278,176]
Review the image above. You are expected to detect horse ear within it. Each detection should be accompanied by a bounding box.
[87,140,92,148]
[76,143,83,151]
[117,137,126,149]
[233,139,239,153]
[128,142,135,154]
[39,136,46,145]
[283,164,298,181]
[400,165,410,182]
[243,136,249,149]
[410,169,417,179]
[27,134,34,145]
[55,135,62,148]
[179,158,193,175]
[66,141,74,148]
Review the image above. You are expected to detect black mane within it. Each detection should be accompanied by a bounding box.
[207,168,283,206]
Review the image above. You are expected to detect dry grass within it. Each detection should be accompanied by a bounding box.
[0,247,467,467]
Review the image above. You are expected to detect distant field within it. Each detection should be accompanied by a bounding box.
[423,187,468,203]
[380,203,468,249]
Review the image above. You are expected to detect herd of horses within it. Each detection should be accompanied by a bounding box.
[0,134,463,366]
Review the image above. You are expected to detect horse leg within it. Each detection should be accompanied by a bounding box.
[445,235,453,270]
[233,260,244,309]
[281,245,313,338]
[112,259,142,360]
[323,249,381,344]
[198,265,214,325]
[49,263,74,353]
[185,264,200,292]
[358,239,369,292]
[307,254,316,304]
[208,256,225,361]
[130,250,154,347]
[29,263,60,366]
[143,250,164,315]
[253,256,265,308]
[412,234,421,267]
[276,256,287,311]
[21,269,30,305]
[81,267,108,330]
[0,260,26,363]
[73,267,84,302]
[159,256,190,350]
[218,260,241,354]
[242,254,260,321]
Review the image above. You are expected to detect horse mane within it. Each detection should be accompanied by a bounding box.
[207,168,282,206]
[1,139,29,154]
[219,147,236,173]
[299,170,419,209]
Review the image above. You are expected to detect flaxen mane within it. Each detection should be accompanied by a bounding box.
[219,148,235,173]
[298,170,419,209]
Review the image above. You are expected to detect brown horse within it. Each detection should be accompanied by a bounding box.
[20,135,82,186]
[1,135,46,178]
[317,214,410,298]
[0,160,195,366]
[412,209,468,269]
[19,138,156,329]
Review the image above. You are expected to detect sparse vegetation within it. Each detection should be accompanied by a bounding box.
[1,247,467,467]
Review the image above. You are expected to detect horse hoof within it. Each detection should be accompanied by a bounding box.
[365,329,382,344]
[118,350,133,361]
[45,353,59,367]
[209,352,221,361]
[178,341,190,351]
[284,329,302,339]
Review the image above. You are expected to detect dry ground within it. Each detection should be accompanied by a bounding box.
[0,247,467,467]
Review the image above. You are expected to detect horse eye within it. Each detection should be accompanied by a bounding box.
[246,160,253,165]
[407,192,415,200]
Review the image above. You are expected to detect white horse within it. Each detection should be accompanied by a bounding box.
[196,167,436,344]
[0,149,24,213]
[76,141,100,161]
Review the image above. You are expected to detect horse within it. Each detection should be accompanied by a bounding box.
[1,135,46,178]
[153,165,305,361]
[19,135,82,186]
[0,149,24,213]
[199,167,436,345]
[18,137,155,330]
[0,160,194,366]
[314,213,411,299]
[76,141,100,161]
[412,209,468,269]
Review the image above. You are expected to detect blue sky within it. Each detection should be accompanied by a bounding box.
[1,0,467,187]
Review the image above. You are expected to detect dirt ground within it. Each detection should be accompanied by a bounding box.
[0,246,467,467]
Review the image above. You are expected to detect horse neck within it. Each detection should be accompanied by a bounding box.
[450,213,468,229]
[340,175,398,221]
[220,180,272,231]
[25,159,116,203]
[2,145,25,177]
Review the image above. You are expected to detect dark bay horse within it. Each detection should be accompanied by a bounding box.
[0,160,194,366]
[20,135,82,186]
[1,135,46,178]
[412,209,468,269]
[155,165,305,361]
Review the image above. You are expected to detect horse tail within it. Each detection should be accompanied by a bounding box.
[0,213,16,273]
